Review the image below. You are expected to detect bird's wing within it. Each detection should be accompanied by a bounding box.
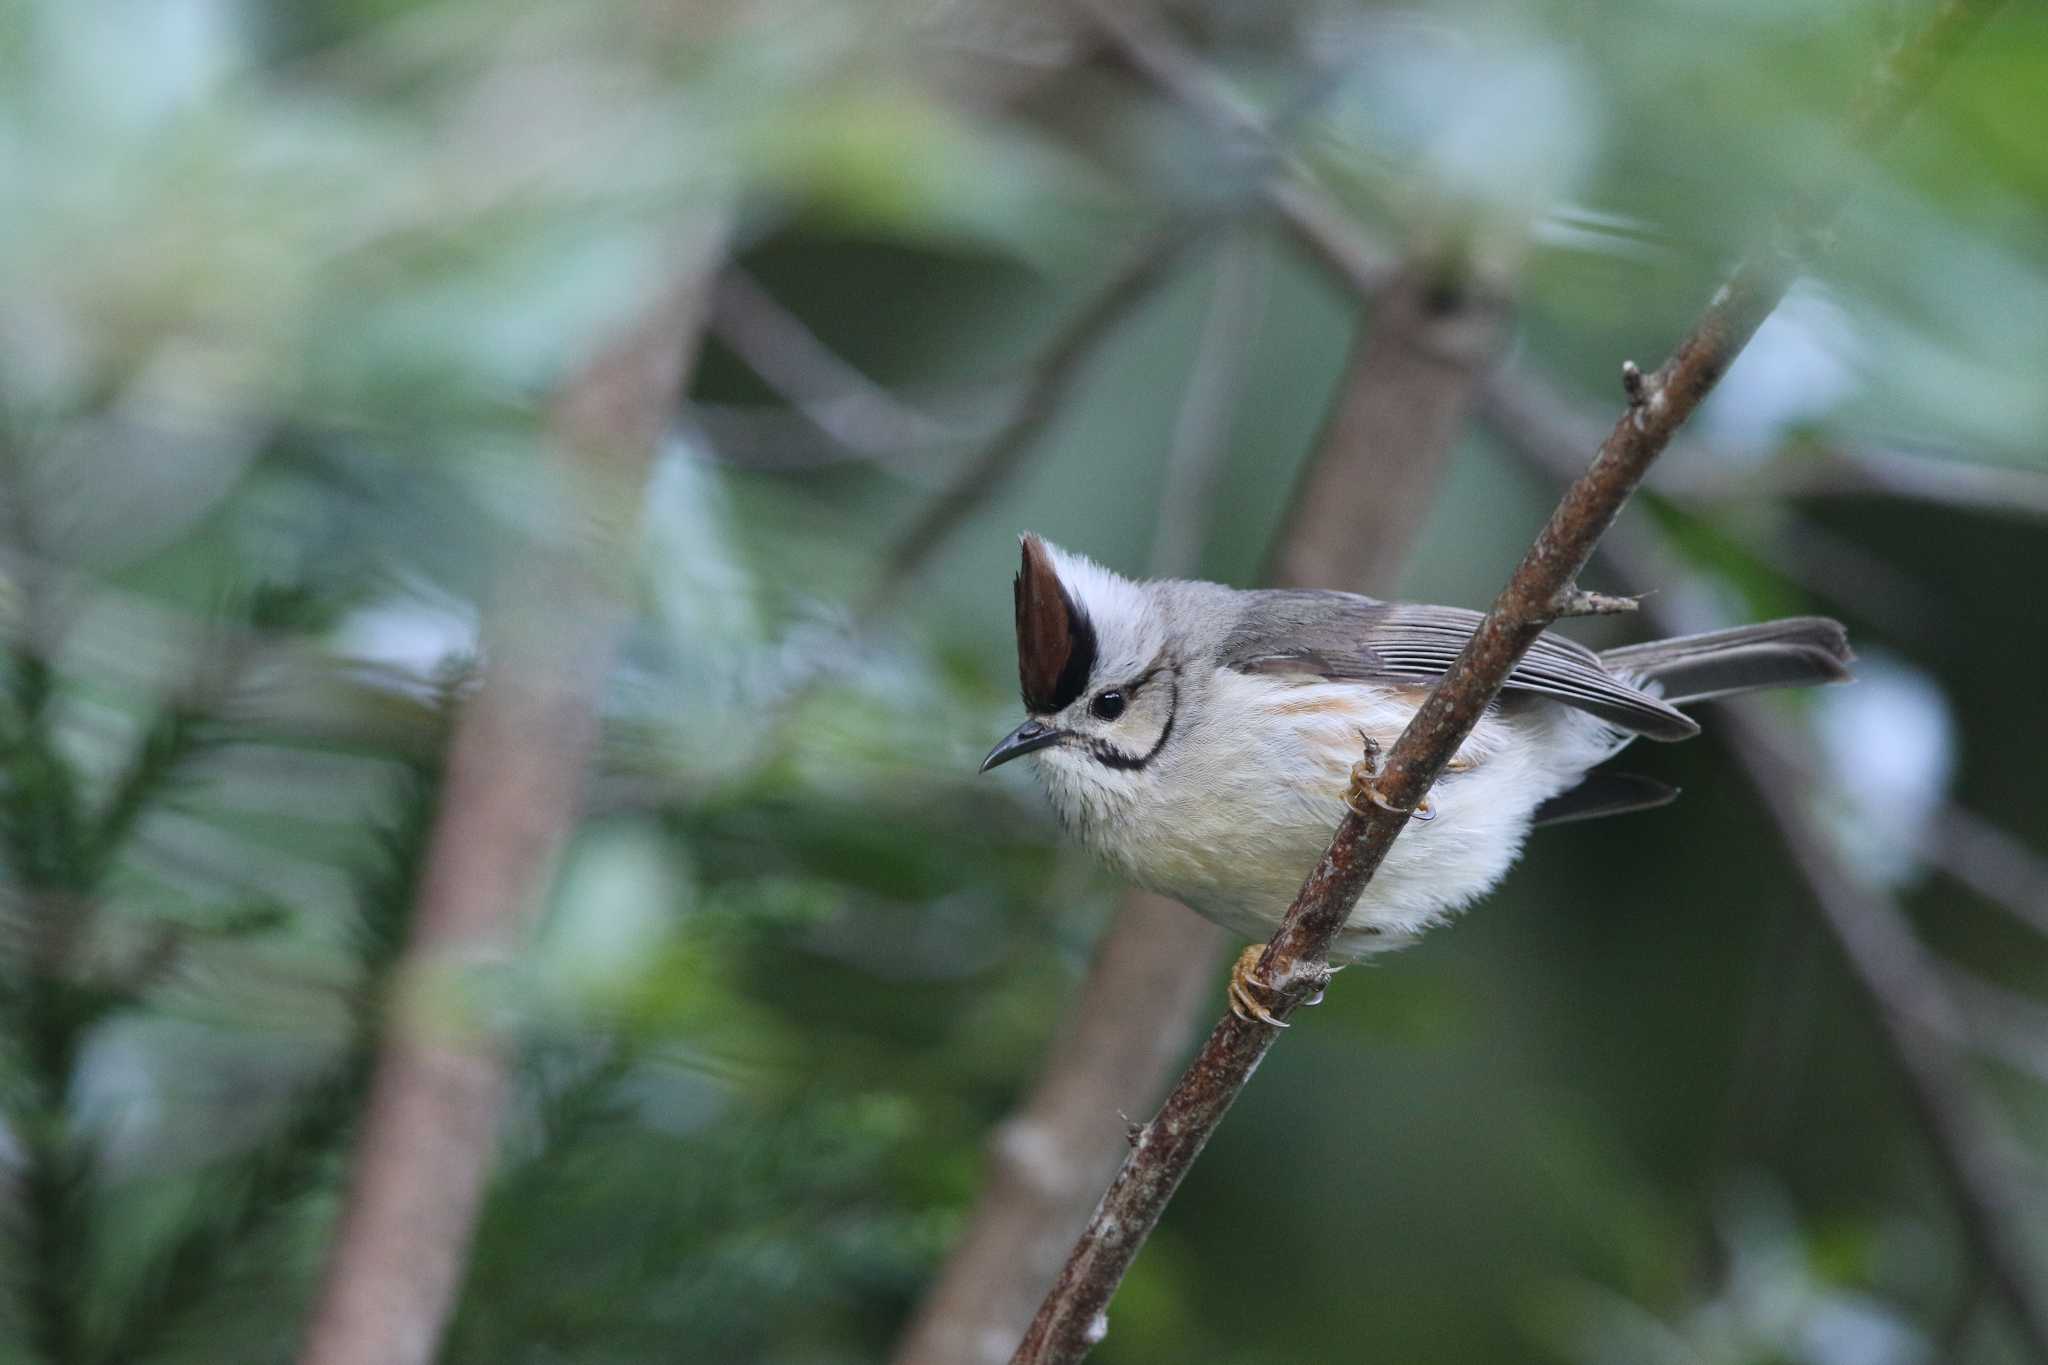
[1219,591,1698,741]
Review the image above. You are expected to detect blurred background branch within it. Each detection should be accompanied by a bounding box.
[296,222,729,1365]
[864,226,1206,619]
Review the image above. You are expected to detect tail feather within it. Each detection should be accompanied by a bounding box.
[1534,772,1680,827]
[1600,617,1852,706]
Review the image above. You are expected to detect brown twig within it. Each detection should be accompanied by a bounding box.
[1663,436,2048,520]
[293,221,728,1365]
[1009,2,2000,1356]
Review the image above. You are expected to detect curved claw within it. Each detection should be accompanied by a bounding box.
[1343,729,1441,823]
[1228,945,1289,1028]
[1345,783,1436,823]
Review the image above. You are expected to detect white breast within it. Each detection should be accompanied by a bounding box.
[1073,672,1626,959]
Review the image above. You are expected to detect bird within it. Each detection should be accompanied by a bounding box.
[979,534,1853,1024]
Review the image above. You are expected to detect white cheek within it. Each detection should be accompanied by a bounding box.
[1029,746,1145,859]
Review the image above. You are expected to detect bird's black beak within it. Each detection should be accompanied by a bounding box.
[980,719,1060,773]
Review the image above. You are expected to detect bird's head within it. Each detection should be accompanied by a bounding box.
[980,536,1182,809]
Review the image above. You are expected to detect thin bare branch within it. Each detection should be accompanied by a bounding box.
[863,224,1205,618]
[294,220,729,1365]
[709,266,971,458]
[1670,438,2048,518]
[1942,964,2048,1087]
[1929,805,2048,939]
[1010,2,2000,1356]
[687,386,1006,475]
[1724,715,2048,1358]
[1071,0,1400,300]
[1073,0,1267,145]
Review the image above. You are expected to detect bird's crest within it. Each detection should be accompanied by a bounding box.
[1014,534,1097,714]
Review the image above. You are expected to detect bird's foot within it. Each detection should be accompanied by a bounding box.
[1228,945,1288,1028]
[1228,947,1337,1027]
[1345,732,1434,822]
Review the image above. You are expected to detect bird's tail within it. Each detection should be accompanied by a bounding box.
[1599,617,1853,705]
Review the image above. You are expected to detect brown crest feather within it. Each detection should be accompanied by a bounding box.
[1013,535,1097,714]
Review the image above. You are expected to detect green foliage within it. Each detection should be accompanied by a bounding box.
[0,570,444,1364]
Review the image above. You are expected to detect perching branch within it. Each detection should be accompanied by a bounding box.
[293,219,728,1365]
[1010,2,2001,1358]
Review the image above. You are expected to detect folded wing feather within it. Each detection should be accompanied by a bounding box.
[1220,591,1700,741]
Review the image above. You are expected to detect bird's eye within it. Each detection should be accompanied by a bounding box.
[1090,690,1126,721]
